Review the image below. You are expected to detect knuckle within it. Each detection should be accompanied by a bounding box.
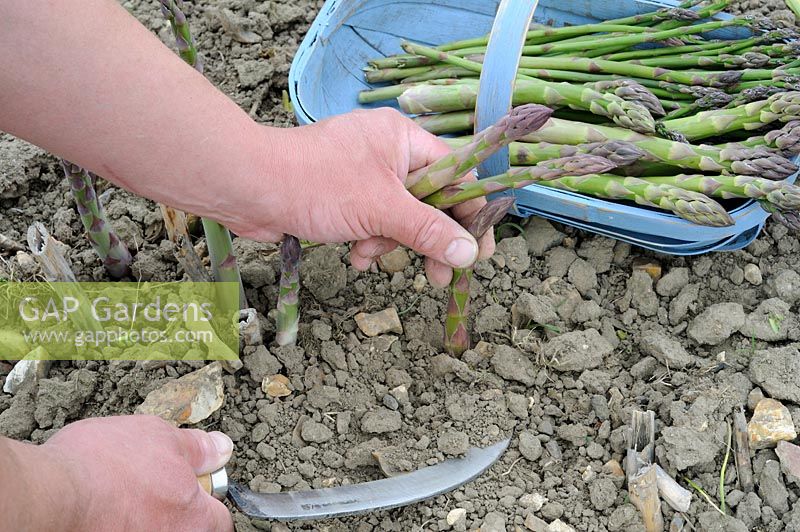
[411,214,447,254]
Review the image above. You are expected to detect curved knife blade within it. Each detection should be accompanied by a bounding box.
[228,437,510,521]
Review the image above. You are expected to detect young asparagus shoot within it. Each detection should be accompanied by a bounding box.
[444,197,515,356]
[406,104,554,198]
[61,161,132,278]
[276,235,302,346]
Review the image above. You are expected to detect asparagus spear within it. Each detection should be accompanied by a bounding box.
[662,92,800,140]
[514,56,743,88]
[406,104,554,199]
[61,161,132,278]
[538,175,734,226]
[663,90,735,120]
[424,156,619,209]
[444,197,515,356]
[591,80,665,116]
[275,235,301,347]
[601,7,702,27]
[159,0,243,291]
[760,201,800,231]
[731,121,800,154]
[602,40,736,61]
[396,68,655,134]
[519,19,749,56]
[643,174,800,211]
[443,138,646,167]
[414,111,475,135]
[632,52,772,69]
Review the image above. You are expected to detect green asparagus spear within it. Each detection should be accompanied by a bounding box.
[728,120,800,154]
[538,175,734,226]
[61,161,132,278]
[424,156,619,209]
[632,52,772,69]
[443,138,646,167]
[591,80,665,116]
[444,197,515,356]
[276,235,301,346]
[159,0,243,292]
[407,104,554,199]
[643,174,800,211]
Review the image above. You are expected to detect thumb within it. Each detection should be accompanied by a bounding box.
[381,192,479,269]
[174,429,233,475]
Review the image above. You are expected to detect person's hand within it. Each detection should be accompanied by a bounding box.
[230,108,496,287]
[40,415,233,532]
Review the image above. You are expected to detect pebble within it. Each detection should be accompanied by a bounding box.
[655,267,690,297]
[519,492,546,511]
[748,398,797,450]
[547,520,576,532]
[589,477,617,510]
[627,270,659,317]
[377,248,411,273]
[412,274,427,293]
[638,332,693,369]
[632,258,662,282]
[135,362,223,426]
[540,501,565,520]
[262,374,292,398]
[513,293,559,327]
[2,356,50,395]
[603,459,625,478]
[729,266,745,285]
[524,514,549,532]
[519,431,543,461]
[567,258,598,295]
[744,263,763,285]
[382,394,399,410]
[776,441,800,485]
[446,508,466,527]
[767,269,800,304]
[243,345,282,383]
[547,329,613,372]
[360,408,402,433]
[747,387,765,411]
[687,302,745,345]
[354,308,403,337]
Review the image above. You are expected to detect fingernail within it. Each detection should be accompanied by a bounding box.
[445,238,478,268]
[209,431,233,457]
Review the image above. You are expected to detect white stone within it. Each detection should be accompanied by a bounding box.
[446,508,467,526]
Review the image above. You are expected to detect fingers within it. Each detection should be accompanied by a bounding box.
[174,429,233,475]
[378,192,479,270]
[350,237,399,271]
[203,497,234,532]
[424,257,453,288]
[403,116,453,175]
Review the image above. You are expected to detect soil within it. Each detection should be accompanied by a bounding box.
[2,1,800,531]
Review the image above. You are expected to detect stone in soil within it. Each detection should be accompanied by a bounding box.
[446,508,467,527]
[2,357,50,395]
[135,362,223,426]
[480,511,507,532]
[687,302,745,345]
[767,268,800,304]
[589,477,617,511]
[437,430,469,456]
[496,236,530,273]
[242,345,282,383]
[624,270,658,317]
[262,374,292,398]
[354,308,403,337]
[491,345,537,385]
[567,258,597,295]
[546,329,613,372]
[300,420,333,443]
[655,267,689,297]
[377,248,410,273]
[749,346,800,403]
[748,398,797,450]
[519,430,543,462]
[638,332,693,369]
[776,441,800,485]
[744,263,763,285]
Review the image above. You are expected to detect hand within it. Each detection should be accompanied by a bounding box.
[231,108,496,287]
[40,415,233,532]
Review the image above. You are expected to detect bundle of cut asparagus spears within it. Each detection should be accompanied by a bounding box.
[359,0,800,231]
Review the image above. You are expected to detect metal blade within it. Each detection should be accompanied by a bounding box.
[228,437,510,521]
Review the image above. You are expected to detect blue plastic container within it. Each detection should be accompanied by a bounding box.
[288,0,796,255]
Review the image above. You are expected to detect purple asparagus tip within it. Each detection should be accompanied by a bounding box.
[504,104,554,141]
[466,197,515,239]
[281,235,302,263]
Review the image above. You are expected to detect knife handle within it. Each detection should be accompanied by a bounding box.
[198,467,229,501]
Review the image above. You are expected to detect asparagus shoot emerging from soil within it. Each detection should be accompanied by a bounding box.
[158,0,244,297]
[444,197,515,357]
[406,104,554,198]
[61,160,132,278]
[276,235,302,346]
